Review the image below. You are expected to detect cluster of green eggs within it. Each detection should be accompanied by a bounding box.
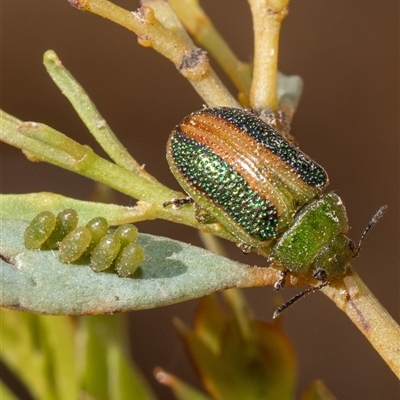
[24,209,144,277]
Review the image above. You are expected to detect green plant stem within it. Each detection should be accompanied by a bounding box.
[0,193,155,225]
[0,111,246,246]
[69,0,239,108]
[322,267,400,378]
[0,113,175,203]
[223,288,255,343]
[198,234,255,343]
[43,50,155,180]
[76,314,157,399]
[168,0,252,104]
[2,0,394,380]
[248,0,289,110]
[0,381,19,400]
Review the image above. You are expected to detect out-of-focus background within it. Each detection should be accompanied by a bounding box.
[1,1,398,399]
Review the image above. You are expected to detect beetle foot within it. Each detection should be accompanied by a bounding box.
[163,196,194,209]
[237,242,252,254]
[194,204,218,224]
[274,270,287,291]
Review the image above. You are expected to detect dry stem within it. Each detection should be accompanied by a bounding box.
[248,0,289,109]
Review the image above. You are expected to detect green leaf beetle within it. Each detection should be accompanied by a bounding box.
[164,107,386,317]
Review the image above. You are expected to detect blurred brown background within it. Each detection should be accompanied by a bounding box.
[1,1,399,399]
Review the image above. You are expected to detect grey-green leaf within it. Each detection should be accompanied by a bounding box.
[1,219,275,315]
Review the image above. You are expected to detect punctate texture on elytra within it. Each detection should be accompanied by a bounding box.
[166,107,355,288]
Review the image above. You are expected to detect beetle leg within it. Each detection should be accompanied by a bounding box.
[274,270,287,291]
[194,204,218,224]
[163,196,194,209]
[273,281,330,319]
[237,242,252,254]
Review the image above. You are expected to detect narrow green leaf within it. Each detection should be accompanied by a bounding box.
[108,340,156,400]
[154,368,212,400]
[77,317,109,399]
[0,192,248,250]
[0,381,20,400]
[43,50,144,175]
[38,316,78,400]
[176,310,297,400]
[76,314,156,400]
[105,315,156,400]
[0,110,180,203]
[223,288,254,342]
[1,219,275,315]
[300,380,337,400]
[193,295,226,354]
[0,309,57,399]
[0,193,156,226]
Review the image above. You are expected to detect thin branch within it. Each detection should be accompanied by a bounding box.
[43,50,157,180]
[248,0,289,110]
[68,0,239,107]
[140,0,195,48]
[0,110,178,204]
[0,111,246,247]
[322,267,400,378]
[168,0,252,104]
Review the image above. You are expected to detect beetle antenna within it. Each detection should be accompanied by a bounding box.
[273,281,330,319]
[353,205,388,258]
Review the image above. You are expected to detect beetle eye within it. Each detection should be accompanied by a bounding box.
[313,269,327,281]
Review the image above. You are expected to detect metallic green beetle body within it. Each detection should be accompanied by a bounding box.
[166,107,355,285]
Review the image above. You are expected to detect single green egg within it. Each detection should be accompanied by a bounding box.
[90,233,121,272]
[59,226,92,263]
[24,211,56,249]
[115,243,145,277]
[47,209,79,249]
